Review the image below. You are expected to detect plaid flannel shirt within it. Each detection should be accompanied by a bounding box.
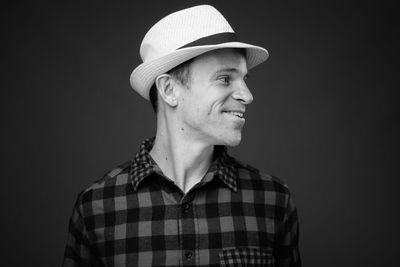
[63,137,300,266]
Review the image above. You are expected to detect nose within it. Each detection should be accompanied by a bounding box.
[232,80,253,105]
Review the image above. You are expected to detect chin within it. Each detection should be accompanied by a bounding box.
[222,133,242,147]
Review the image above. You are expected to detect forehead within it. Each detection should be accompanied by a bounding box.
[189,48,248,76]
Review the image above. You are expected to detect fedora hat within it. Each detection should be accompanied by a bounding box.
[130,5,269,100]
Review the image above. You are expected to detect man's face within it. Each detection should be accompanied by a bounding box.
[177,48,253,147]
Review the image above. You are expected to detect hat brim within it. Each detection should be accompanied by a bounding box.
[130,42,269,100]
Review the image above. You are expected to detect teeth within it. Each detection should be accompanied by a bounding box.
[224,111,244,118]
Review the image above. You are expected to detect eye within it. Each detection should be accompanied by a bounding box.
[219,76,231,85]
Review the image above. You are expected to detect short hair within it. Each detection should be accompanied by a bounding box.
[149,58,193,113]
[149,48,246,113]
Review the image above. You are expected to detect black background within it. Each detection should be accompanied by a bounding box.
[2,0,399,266]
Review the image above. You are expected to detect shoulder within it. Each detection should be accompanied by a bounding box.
[231,157,291,196]
[75,160,132,206]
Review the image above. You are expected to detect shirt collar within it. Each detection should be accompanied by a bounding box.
[129,137,238,192]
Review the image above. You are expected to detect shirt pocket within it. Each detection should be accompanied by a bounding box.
[219,247,274,267]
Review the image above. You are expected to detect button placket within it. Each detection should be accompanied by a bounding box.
[180,194,196,264]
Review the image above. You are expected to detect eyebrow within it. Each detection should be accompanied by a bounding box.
[212,68,248,77]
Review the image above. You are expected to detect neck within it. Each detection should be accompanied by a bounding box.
[149,114,213,193]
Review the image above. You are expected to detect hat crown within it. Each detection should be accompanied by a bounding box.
[140,5,234,62]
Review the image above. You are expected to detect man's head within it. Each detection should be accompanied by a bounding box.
[153,48,251,146]
[130,5,268,101]
[130,5,268,146]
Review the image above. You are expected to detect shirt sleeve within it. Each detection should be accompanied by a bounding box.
[62,192,98,267]
[274,193,301,267]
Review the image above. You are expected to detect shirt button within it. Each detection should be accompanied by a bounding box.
[182,203,191,211]
[185,250,193,259]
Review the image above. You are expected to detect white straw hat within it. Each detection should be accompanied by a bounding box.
[130,5,269,100]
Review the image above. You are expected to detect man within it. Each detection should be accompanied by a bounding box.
[63,5,300,267]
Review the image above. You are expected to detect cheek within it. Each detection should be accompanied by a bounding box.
[181,102,203,124]
[196,104,201,115]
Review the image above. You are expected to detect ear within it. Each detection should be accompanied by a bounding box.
[155,74,178,107]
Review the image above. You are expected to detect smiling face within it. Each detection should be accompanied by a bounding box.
[176,48,253,147]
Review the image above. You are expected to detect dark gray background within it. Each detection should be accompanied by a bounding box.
[2,0,399,266]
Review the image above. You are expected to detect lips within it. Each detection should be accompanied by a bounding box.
[223,111,244,118]
[222,109,245,119]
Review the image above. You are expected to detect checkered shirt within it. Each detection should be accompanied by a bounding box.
[63,137,301,266]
